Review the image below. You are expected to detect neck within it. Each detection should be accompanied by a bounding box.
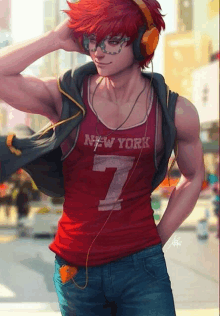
[100,63,146,105]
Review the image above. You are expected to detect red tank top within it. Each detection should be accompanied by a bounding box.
[49,76,161,266]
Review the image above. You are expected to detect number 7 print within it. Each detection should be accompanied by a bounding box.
[93,155,135,211]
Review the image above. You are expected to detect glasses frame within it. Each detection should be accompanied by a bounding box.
[83,34,131,55]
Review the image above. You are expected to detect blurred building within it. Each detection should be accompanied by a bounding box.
[0,0,91,134]
[0,0,12,135]
[31,0,91,131]
[40,0,91,77]
[0,0,12,47]
[0,106,8,135]
[164,0,219,177]
[0,0,32,135]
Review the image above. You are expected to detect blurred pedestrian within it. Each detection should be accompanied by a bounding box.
[204,208,210,220]
[15,186,30,221]
[3,181,13,222]
[212,182,220,238]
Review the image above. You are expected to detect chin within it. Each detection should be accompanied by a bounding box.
[96,66,126,78]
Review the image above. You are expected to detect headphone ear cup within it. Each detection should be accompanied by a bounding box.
[142,27,159,55]
[133,25,159,61]
[133,25,147,61]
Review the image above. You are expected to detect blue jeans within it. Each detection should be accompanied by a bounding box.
[53,243,176,316]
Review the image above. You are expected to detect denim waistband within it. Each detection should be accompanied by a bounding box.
[114,242,163,265]
[133,242,163,259]
[55,242,163,267]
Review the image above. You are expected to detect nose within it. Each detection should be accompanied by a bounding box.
[94,46,105,58]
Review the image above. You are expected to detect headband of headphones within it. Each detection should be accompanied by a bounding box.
[79,0,159,61]
[132,0,159,61]
[133,0,155,27]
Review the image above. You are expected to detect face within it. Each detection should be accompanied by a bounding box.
[86,34,137,77]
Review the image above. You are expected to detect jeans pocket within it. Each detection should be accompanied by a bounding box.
[143,252,170,283]
[54,256,80,288]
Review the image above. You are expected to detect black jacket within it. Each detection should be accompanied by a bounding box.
[0,62,178,197]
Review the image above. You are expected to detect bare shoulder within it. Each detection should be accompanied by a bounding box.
[175,96,200,142]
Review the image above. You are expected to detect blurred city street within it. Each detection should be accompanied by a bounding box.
[0,198,218,316]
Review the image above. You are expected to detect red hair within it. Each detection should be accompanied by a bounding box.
[64,0,165,69]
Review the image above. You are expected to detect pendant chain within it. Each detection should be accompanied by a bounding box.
[71,63,154,290]
[91,77,147,151]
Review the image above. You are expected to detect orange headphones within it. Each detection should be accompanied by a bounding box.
[80,0,160,61]
[132,0,160,61]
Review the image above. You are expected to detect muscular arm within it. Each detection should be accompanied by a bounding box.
[156,96,205,247]
[0,19,84,121]
[0,75,62,121]
[0,31,61,120]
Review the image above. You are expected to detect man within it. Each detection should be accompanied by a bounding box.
[0,0,204,315]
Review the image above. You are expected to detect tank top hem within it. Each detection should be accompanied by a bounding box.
[49,75,161,267]
[49,237,162,267]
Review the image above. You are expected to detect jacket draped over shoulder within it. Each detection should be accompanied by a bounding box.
[0,62,178,197]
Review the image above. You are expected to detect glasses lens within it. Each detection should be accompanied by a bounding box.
[86,35,128,54]
[104,38,123,54]
[88,37,97,51]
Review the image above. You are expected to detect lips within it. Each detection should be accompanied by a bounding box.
[95,61,112,65]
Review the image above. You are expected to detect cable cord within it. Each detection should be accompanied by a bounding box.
[72,62,154,290]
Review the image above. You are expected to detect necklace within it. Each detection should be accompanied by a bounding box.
[91,77,147,151]
[71,62,154,291]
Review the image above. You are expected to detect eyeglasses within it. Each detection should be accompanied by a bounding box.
[83,34,130,55]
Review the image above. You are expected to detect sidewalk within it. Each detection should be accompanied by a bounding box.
[0,201,219,316]
[163,230,219,316]
[157,197,218,232]
[0,231,218,316]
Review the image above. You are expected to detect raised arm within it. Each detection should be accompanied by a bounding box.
[0,19,85,121]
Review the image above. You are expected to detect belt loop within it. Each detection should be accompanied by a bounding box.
[132,252,139,271]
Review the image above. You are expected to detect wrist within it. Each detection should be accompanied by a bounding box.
[44,30,62,52]
[157,222,169,246]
